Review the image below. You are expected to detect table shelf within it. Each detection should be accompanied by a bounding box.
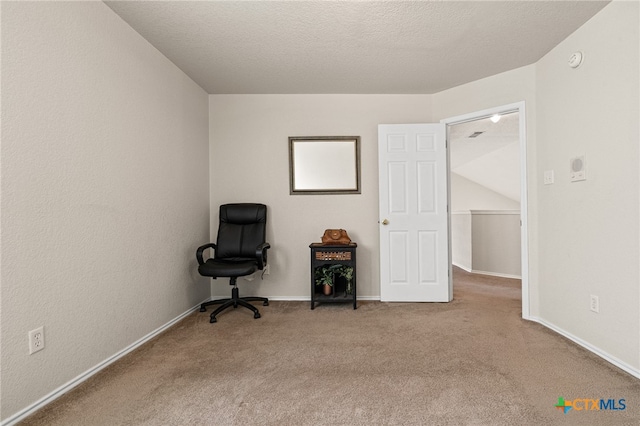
[310,243,357,310]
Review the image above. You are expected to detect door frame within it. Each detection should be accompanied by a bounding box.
[441,101,530,320]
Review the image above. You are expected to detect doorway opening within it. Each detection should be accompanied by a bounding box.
[441,102,529,319]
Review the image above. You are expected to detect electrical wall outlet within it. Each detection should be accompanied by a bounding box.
[29,326,45,354]
[590,295,599,313]
[544,170,554,185]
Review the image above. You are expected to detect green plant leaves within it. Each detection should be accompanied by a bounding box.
[314,264,354,294]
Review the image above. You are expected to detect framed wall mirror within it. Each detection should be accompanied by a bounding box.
[289,136,361,195]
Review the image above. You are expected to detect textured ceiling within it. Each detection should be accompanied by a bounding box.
[103,1,604,202]
[105,0,609,94]
[450,113,521,202]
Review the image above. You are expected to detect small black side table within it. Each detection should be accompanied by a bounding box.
[310,243,357,310]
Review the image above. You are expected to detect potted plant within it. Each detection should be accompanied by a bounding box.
[338,265,354,295]
[315,264,337,295]
[314,264,354,295]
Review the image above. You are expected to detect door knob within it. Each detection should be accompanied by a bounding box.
[381,219,389,225]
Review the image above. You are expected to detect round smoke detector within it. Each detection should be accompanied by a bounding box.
[569,51,584,68]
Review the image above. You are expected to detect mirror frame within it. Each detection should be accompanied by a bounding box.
[289,136,361,195]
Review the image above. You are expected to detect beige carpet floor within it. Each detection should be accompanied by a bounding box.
[20,268,639,425]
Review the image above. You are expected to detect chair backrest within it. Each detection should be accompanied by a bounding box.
[215,203,267,259]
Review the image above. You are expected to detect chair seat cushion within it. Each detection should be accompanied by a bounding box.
[198,258,259,278]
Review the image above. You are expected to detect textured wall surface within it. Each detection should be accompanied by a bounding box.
[1,2,209,420]
[470,212,522,278]
[452,211,522,279]
[209,94,432,300]
[450,173,520,211]
[535,0,639,370]
[432,65,538,316]
[434,0,640,373]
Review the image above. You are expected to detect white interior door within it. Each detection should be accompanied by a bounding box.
[378,124,451,302]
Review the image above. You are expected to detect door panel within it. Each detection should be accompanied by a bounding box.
[388,162,407,213]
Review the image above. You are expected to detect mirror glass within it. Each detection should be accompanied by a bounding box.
[289,136,361,195]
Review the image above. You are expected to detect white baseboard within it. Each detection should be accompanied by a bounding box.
[530,316,640,379]
[452,262,472,273]
[354,296,380,301]
[1,300,208,426]
[210,295,381,301]
[453,262,521,280]
[470,269,521,280]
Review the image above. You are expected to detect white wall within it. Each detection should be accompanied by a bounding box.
[2,4,636,423]
[451,173,520,211]
[452,211,521,279]
[450,174,520,277]
[435,0,640,374]
[470,211,521,278]
[1,2,210,421]
[209,95,432,299]
[535,0,639,371]
[451,213,472,271]
[433,64,538,311]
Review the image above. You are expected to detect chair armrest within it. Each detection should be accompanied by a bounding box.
[196,243,217,265]
[256,242,271,270]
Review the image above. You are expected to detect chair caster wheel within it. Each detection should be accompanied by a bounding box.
[254,312,261,319]
[200,307,206,312]
[263,301,269,306]
[210,317,217,323]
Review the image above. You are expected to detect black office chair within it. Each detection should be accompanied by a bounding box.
[196,203,270,323]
